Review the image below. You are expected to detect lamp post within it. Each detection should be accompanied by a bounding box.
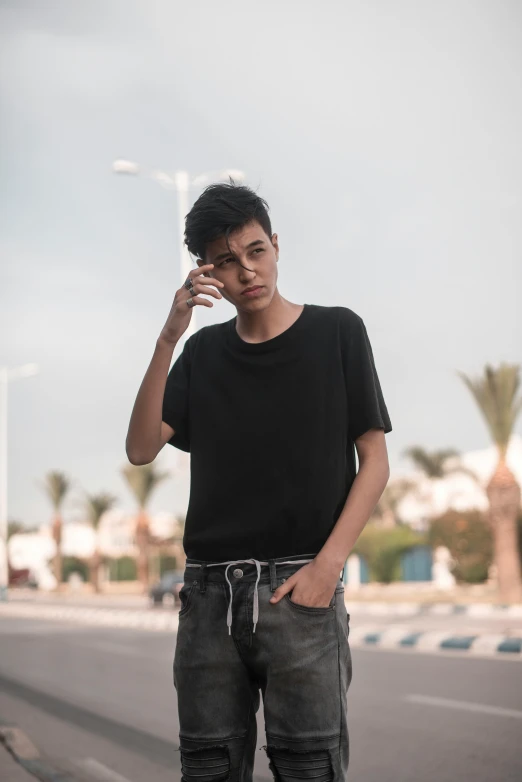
[0,362,40,601]
[112,160,245,346]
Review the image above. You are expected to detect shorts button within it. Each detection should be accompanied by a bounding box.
[233,568,243,578]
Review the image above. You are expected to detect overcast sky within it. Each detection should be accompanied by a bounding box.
[1,0,521,528]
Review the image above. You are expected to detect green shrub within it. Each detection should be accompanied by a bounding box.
[428,509,493,584]
[108,556,137,581]
[62,556,89,583]
[159,555,178,575]
[353,526,427,583]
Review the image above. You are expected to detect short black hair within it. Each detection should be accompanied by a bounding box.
[184,179,272,260]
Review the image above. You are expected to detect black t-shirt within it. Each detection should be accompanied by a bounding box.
[162,303,392,561]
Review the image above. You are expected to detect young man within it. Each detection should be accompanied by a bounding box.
[126,182,392,782]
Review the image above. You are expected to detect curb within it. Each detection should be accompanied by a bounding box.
[2,602,521,658]
[348,625,522,658]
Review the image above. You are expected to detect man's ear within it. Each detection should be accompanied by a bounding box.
[272,233,279,262]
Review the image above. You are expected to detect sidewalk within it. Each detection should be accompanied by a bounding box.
[11,580,522,606]
[344,580,518,604]
[347,601,522,617]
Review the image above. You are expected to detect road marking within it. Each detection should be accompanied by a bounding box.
[75,757,135,782]
[405,694,522,719]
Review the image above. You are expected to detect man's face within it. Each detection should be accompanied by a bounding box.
[197,220,279,312]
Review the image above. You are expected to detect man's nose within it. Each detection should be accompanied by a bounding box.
[238,263,256,281]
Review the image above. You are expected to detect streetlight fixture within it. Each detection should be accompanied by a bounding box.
[0,362,40,601]
[112,160,245,344]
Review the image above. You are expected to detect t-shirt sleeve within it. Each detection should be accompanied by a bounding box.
[340,310,392,441]
[161,337,192,452]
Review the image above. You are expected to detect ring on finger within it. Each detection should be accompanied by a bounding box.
[186,296,196,308]
[183,277,195,293]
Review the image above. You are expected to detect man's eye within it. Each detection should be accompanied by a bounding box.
[254,248,264,254]
[219,258,233,266]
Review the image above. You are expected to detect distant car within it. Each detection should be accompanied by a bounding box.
[149,570,185,608]
[8,567,38,589]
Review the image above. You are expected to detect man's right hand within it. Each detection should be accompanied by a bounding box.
[159,263,225,345]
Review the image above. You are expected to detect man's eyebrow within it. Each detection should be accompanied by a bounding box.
[212,239,265,262]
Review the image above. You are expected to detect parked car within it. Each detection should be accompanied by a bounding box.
[149,570,185,608]
[8,567,38,589]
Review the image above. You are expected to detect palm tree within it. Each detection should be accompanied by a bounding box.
[402,447,477,481]
[121,463,170,592]
[372,479,417,528]
[40,471,71,590]
[459,363,522,602]
[84,492,118,593]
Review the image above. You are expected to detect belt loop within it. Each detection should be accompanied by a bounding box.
[269,559,277,592]
[199,563,207,593]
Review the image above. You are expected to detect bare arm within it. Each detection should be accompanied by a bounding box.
[269,428,390,607]
[316,428,390,570]
[125,337,179,465]
[125,263,224,465]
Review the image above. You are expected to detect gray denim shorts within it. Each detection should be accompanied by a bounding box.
[173,554,352,781]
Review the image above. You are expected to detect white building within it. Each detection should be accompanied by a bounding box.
[8,509,180,588]
[393,434,522,529]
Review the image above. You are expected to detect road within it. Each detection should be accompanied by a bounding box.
[1,614,521,781]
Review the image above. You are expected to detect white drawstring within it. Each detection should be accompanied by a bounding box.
[186,558,315,634]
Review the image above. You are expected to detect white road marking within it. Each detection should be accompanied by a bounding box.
[405,694,522,719]
[75,757,135,782]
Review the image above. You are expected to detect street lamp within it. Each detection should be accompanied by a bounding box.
[112,160,245,344]
[0,362,40,601]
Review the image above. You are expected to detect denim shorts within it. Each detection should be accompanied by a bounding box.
[173,553,352,781]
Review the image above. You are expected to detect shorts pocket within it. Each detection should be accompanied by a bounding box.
[178,581,196,616]
[284,589,336,612]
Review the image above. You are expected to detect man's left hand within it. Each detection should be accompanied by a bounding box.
[269,558,341,608]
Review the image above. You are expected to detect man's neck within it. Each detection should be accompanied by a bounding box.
[235,292,304,344]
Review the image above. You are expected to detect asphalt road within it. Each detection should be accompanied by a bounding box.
[1,615,521,782]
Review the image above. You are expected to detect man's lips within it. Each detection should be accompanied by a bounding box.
[242,285,264,296]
